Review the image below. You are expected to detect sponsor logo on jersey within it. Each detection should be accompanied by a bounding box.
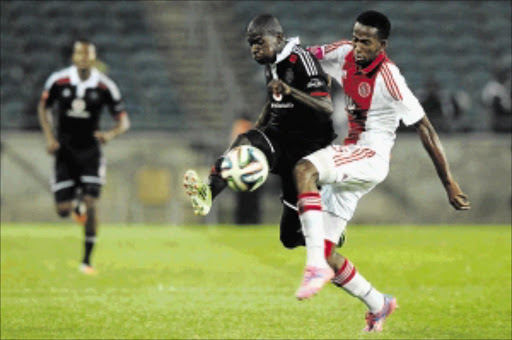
[271,102,294,109]
[306,78,323,89]
[358,82,371,98]
[67,98,90,118]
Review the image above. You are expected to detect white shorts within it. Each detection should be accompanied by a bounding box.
[304,144,389,223]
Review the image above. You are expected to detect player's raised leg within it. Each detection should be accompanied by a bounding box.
[71,192,87,226]
[183,169,213,216]
[183,132,258,216]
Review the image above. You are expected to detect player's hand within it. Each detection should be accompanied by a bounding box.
[46,138,60,155]
[94,131,113,144]
[446,181,471,210]
[268,79,291,98]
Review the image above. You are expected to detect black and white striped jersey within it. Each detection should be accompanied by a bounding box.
[42,65,127,149]
[264,37,336,149]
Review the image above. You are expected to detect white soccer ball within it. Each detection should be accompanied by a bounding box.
[220,145,269,192]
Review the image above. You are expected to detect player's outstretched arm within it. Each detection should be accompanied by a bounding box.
[94,113,130,144]
[414,115,471,210]
[268,79,334,116]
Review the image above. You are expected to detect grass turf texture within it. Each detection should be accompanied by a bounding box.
[1,224,510,340]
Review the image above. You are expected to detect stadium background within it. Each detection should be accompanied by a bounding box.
[1,0,511,226]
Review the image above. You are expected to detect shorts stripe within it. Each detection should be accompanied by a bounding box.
[334,149,375,166]
[51,180,75,192]
[80,176,105,185]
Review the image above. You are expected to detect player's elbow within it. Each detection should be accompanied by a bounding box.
[120,114,130,132]
[320,99,334,116]
[325,103,334,116]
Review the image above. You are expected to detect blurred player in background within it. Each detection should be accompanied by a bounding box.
[38,39,130,275]
[292,10,471,331]
[184,14,337,253]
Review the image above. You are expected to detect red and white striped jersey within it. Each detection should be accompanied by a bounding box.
[309,41,425,156]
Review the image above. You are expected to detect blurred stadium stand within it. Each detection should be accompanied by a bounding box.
[1,0,510,137]
[0,0,510,225]
[1,0,184,130]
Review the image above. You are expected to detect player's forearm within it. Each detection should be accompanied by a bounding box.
[108,113,130,138]
[254,101,271,129]
[37,102,56,142]
[416,117,454,187]
[288,87,334,116]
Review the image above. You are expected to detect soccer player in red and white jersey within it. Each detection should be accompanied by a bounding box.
[38,39,130,275]
[291,10,471,331]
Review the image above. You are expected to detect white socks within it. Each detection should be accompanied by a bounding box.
[298,192,329,269]
[332,258,385,313]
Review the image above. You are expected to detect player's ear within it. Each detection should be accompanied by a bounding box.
[276,33,284,45]
[380,39,388,50]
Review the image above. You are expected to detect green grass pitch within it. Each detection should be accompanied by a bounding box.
[1,224,510,339]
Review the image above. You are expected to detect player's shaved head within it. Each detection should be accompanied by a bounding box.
[356,10,391,40]
[246,14,284,37]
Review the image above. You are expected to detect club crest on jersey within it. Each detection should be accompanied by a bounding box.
[87,90,99,101]
[358,82,371,98]
[289,54,297,63]
[284,69,294,83]
[62,88,71,98]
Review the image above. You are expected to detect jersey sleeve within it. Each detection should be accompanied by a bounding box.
[99,74,127,119]
[307,40,352,87]
[293,50,330,98]
[380,63,425,126]
[42,72,60,108]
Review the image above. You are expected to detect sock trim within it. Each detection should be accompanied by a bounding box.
[297,192,322,215]
[332,258,356,286]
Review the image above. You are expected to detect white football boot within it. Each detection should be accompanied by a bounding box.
[183,169,212,216]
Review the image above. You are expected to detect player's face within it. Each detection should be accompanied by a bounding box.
[247,33,279,65]
[72,42,96,70]
[352,22,386,66]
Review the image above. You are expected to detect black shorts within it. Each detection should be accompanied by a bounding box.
[52,145,105,203]
[243,128,328,249]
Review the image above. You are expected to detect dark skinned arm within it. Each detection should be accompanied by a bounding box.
[268,79,334,116]
[254,101,271,129]
[37,94,60,155]
[414,115,471,210]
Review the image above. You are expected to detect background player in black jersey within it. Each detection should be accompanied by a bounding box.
[38,39,130,275]
[184,13,337,268]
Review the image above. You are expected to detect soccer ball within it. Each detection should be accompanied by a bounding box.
[220,145,269,192]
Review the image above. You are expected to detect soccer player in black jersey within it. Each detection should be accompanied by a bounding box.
[38,39,130,275]
[184,14,336,258]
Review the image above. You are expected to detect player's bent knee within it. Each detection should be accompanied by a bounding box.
[294,159,318,186]
[56,203,72,218]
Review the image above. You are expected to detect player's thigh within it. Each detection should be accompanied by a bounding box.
[305,145,388,185]
[78,154,105,199]
[52,153,78,203]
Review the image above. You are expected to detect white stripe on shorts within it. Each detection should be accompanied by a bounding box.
[51,180,75,192]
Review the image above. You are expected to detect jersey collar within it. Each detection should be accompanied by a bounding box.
[69,65,100,98]
[274,37,300,64]
[69,65,100,85]
[359,51,387,74]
